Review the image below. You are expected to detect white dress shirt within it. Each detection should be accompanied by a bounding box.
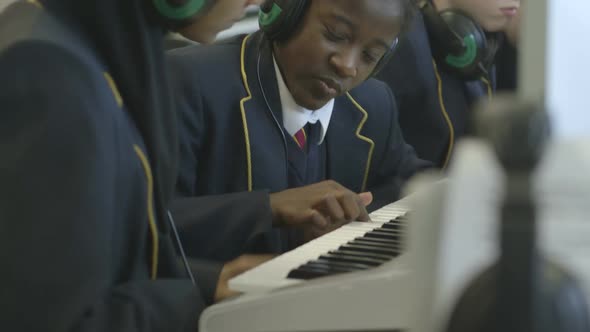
[273,57,334,145]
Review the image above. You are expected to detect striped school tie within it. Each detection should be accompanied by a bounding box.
[293,127,307,150]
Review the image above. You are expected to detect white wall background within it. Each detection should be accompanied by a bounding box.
[520,0,590,139]
[546,0,590,139]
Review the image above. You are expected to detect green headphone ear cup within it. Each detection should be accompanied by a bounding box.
[153,0,205,20]
[259,2,283,27]
[445,34,477,68]
[421,3,489,79]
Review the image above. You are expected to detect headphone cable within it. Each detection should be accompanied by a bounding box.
[167,210,197,286]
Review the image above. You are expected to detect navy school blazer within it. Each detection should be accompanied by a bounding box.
[375,13,495,168]
[0,2,218,330]
[168,31,432,261]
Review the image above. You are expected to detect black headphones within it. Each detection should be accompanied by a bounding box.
[418,0,495,80]
[258,0,399,76]
[150,0,215,27]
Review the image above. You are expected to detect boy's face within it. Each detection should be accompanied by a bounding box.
[447,0,520,32]
[274,0,404,111]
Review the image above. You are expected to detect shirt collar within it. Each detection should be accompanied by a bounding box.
[273,56,334,145]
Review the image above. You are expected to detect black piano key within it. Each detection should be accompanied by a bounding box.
[287,263,353,280]
[289,260,366,279]
[364,230,398,240]
[328,250,391,263]
[365,234,404,248]
[287,268,326,280]
[371,227,401,235]
[385,215,407,225]
[381,222,404,230]
[319,253,384,267]
[328,249,393,262]
[305,261,364,272]
[381,222,399,229]
[349,243,400,256]
[353,235,401,246]
[287,212,410,280]
[377,224,404,233]
[340,243,398,256]
[352,236,399,246]
[312,258,373,270]
[351,239,401,251]
[372,228,399,235]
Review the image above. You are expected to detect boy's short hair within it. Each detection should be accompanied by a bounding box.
[261,0,419,38]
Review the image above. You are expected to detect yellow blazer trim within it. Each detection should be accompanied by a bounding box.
[345,92,375,192]
[432,60,455,169]
[133,145,159,280]
[481,77,493,102]
[103,72,124,108]
[26,0,43,8]
[292,136,302,149]
[239,34,253,191]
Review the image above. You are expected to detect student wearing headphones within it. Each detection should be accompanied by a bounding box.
[375,0,520,168]
[167,0,432,269]
[0,0,261,330]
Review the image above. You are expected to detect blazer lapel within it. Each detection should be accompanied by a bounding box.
[239,32,289,192]
[326,93,374,193]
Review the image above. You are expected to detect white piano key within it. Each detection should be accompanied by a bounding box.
[230,199,411,293]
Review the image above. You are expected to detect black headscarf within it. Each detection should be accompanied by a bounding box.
[41,0,177,223]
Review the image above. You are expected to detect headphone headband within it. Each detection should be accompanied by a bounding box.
[151,0,214,27]
[258,0,310,42]
[153,0,205,20]
[258,0,398,76]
